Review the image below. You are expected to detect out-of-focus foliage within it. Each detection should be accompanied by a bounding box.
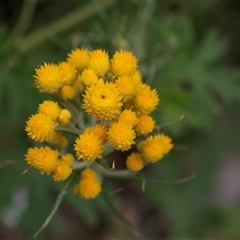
[0,0,240,239]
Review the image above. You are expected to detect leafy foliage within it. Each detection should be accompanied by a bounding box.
[0,0,240,239]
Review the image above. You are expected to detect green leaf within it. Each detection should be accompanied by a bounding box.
[102,190,143,239]
[33,172,78,238]
[196,28,226,64]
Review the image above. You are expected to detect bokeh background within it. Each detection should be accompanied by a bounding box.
[1,0,240,239]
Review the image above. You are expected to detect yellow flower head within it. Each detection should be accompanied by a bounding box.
[111,50,137,77]
[126,152,144,172]
[67,48,90,71]
[25,113,57,142]
[118,109,138,127]
[133,83,159,114]
[131,70,142,88]
[25,146,59,174]
[73,76,85,92]
[159,134,174,155]
[47,130,68,148]
[138,134,173,163]
[135,114,155,135]
[38,100,61,121]
[74,131,103,161]
[108,118,118,128]
[80,168,98,181]
[59,85,77,100]
[82,79,123,120]
[34,63,64,93]
[88,49,110,76]
[74,178,101,199]
[108,122,135,151]
[60,153,74,166]
[52,162,72,182]
[58,61,77,85]
[115,75,136,98]
[80,68,99,86]
[58,109,71,125]
[85,124,108,143]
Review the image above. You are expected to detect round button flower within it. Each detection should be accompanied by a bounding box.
[60,153,74,166]
[38,100,61,121]
[58,61,77,85]
[74,168,102,199]
[67,48,90,71]
[52,162,72,182]
[133,83,159,114]
[80,68,99,86]
[88,49,110,76]
[74,131,103,161]
[25,113,57,142]
[74,178,102,199]
[82,79,123,120]
[85,124,108,143]
[59,85,77,100]
[138,134,173,163]
[118,109,138,127]
[126,152,144,172]
[135,114,155,135]
[73,76,84,92]
[108,122,136,151]
[131,70,142,87]
[34,63,64,93]
[25,146,59,174]
[80,168,99,180]
[115,75,136,98]
[47,130,68,148]
[111,50,137,77]
[24,46,175,203]
[58,109,71,125]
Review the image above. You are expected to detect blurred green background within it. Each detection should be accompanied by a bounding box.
[1,0,240,239]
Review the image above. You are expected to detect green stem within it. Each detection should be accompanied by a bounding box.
[102,169,195,186]
[0,159,17,169]
[96,159,112,170]
[126,173,195,185]
[9,0,116,53]
[102,191,143,239]
[55,124,81,135]
[158,115,185,129]
[102,169,136,178]
[33,172,78,238]
[134,0,156,61]
[7,0,37,40]
[72,161,91,170]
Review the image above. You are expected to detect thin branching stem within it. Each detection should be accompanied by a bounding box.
[33,172,78,238]
[7,0,116,53]
[7,0,37,40]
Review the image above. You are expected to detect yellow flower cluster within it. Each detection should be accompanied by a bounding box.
[24,47,174,199]
[74,168,102,199]
[25,99,73,181]
[25,100,71,143]
[25,147,74,181]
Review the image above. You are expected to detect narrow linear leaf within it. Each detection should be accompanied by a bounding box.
[0,159,17,169]
[102,191,143,239]
[158,114,185,129]
[136,172,146,193]
[96,158,112,170]
[33,172,78,238]
[111,173,195,186]
[135,173,195,185]
[9,0,117,53]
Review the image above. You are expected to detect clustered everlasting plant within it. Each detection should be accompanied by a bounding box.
[24,48,173,201]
